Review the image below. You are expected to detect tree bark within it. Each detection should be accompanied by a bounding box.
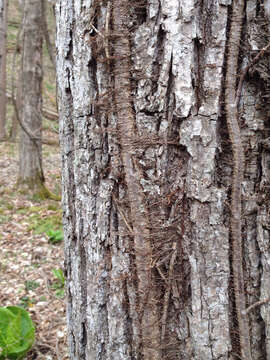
[10,51,22,141]
[0,0,7,140]
[56,0,270,359]
[18,0,44,191]
[41,0,55,70]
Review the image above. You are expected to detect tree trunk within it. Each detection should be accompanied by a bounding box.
[41,0,56,70]
[10,55,22,141]
[18,0,44,191]
[0,0,7,140]
[10,10,23,141]
[56,0,270,359]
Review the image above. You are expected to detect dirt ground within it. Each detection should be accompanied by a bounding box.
[0,136,69,360]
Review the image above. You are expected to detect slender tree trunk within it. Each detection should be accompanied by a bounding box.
[10,67,22,141]
[10,39,22,141]
[56,0,270,359]
[18,0,44,191]
[41,0,55,69]
[0,0,7,140]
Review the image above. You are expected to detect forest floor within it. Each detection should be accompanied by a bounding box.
[0,133,69,360]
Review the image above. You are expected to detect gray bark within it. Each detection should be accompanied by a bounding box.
[0,0,7,139]
[10,67,22,141]
[56,0,270,359]
[18,0,43,187]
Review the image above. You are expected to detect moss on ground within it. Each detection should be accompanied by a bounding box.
[27,210,62,235]
[0,192,62,237]
[17,174,61,202]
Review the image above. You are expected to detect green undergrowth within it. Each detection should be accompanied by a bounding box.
[17,176,61,202]
[27,208,63,238]
[0,198,14,225]
[0,195,63,243]
[20,204,63,243]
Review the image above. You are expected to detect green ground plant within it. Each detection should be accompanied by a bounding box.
[51,268,65,298]
[27,209,63,240]
[46,229,63,244]
[0,306,35,360]
[24,280,39,292]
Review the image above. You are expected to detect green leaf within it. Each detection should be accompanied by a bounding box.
[51,269,65,298]
[55,289,65,299]
[24,280,39,291]
[0,306,35,359]
[46,229,63,244]
[52,269,65,285]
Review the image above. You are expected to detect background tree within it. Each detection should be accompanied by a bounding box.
[0,0,8,140]
[56,0,270,359]
[10,14,23,141]
[18,0,44,192]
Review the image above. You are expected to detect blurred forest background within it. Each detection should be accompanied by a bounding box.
[0,0,68,358]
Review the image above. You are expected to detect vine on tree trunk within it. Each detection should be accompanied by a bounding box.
[111,0,161,358]
[225,1,252,359]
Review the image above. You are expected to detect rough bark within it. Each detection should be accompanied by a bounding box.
[56,0,270,359]
[0,0,7,140]
[18,0,44,190]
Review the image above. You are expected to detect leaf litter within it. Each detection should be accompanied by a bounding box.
[0,138,69,360]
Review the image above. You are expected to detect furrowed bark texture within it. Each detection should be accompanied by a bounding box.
[0,0,7,139]
[18,0,43,187]
[246,1,270,358]
[56,0,270,359]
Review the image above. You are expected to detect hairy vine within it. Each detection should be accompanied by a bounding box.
[112,0,161,358]
[225,1,252,359]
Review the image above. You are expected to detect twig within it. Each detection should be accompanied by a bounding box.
[161,242,177,341]
[236,42,270,107]
[242,297,270,315]
[112,194,133,234]
[36,341,59,355]
[6,88,59,121]
[156,265,168,285]
[55,336,62,360]
[90,23,104,38]
[105,1,112,60]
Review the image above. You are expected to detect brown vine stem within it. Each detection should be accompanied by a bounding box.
[236,42,270,107]
[111,0,161,358]
[161,242,177,341]
[225,1,252,359]
[242,297,270,316]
